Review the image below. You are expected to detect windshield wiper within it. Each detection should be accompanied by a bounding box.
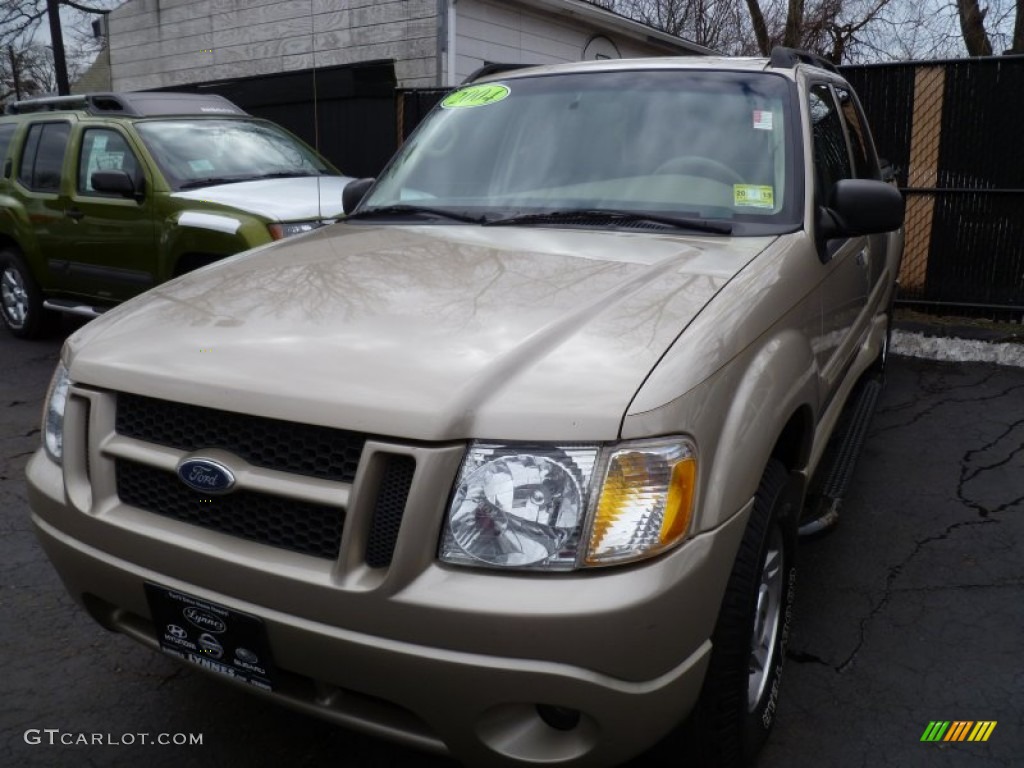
[253,170,329,179]
[177,176,252,190]
[347,204,486,224]
[483,209,733,234]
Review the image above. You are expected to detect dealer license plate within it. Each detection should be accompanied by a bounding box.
[145,583,276,692]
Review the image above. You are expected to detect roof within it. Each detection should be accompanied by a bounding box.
[470,55,773,82]
[5,91,246,117]
[515,0,717,56]
[466,48,845,83]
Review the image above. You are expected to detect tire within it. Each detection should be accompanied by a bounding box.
[0,248,57,339]
[695,459,798,767]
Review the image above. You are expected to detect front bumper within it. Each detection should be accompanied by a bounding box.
[28,439,749,767]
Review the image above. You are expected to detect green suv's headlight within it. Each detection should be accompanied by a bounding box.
[42,362,71,463]
[267,220,332,240]
[439,439,697,571]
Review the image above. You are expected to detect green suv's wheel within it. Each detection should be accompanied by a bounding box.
[696,459,798,767]
[0,249,55,339]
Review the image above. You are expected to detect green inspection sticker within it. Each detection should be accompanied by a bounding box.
[441,84,510,109]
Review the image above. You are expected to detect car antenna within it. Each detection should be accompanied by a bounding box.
[309,1,322,223]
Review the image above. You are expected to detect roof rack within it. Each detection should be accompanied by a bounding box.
[462,63,537,84]
[5,92,246,118]
[769,47,839,74]
[5,94,89,115]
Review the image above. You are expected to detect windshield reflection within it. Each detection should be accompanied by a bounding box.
[366,70,797,233]
[137,119,335,190]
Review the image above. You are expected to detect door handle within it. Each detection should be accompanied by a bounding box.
[66,208,85,221]
[855,249,868,268]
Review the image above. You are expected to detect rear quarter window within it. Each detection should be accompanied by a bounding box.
[0,123,17,172]
[18,121,71,192]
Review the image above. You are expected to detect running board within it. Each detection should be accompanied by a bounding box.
[799,375,883,537]
[43,299,109,319]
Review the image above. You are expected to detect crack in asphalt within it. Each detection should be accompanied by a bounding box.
[833,517,998,673]
[958,417,1024,517]
[870,381,1024,437]
[794,389,1018,673]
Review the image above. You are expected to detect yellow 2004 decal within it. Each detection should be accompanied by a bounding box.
[442,84,511,109]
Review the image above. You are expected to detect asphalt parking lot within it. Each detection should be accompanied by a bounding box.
[2,327,1021,768]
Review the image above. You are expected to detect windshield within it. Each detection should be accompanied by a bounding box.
[136,118,336,190]
[364,70,800,234]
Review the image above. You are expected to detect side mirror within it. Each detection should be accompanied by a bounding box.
[819,179,904,240]
[342,177,375,214]
[91,170,139,199]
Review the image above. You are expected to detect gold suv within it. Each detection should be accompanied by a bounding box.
[28,50,903,767]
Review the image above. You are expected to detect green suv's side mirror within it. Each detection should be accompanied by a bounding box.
[91,170,140,200]
[342,178,375,214]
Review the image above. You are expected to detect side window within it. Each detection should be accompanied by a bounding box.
[0,124,17,176]
[18,122,71,192]
[807,84,851,201]
[78,128,141,195]
[835,86,878,180]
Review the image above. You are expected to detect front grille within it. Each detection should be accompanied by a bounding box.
[365,455,416,568]
[116,393,365,483]
[116,459,344,559]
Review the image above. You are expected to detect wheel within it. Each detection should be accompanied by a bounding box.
[0,248,57,339]
[653,156,745,186]
[695,459,798,767]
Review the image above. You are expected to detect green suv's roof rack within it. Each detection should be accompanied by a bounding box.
[5,92,246,117]
[769,47,839,74]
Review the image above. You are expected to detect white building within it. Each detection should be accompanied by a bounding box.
[86,0,711,92]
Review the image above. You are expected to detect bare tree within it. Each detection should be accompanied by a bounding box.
[958,0,995,53]
[0,0,113,95]
[955,0,1024,53]
[603,0,1023,62]
[0,40,85,102]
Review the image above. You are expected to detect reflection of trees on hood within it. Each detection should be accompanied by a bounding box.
[142,224,731,359]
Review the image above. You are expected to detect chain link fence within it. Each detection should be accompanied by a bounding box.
[844,57,1024,316]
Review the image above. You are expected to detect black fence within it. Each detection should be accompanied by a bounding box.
[843,56,1024,315]
[159,61,398,179]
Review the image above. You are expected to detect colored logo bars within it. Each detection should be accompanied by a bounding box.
[921,721,997,742]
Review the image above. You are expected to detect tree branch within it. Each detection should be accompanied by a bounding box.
[60,0,111,13]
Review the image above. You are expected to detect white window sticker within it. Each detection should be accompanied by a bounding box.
[734,185,775,208]
[188,159,215,172]
[753,110,774,131]
[94,152,124,171]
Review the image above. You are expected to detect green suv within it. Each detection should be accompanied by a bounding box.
[0,91,351,338]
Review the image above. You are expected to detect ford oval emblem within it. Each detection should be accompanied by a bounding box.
[177,458,236,495]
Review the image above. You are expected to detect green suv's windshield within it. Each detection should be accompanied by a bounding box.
[136,119,336,190]
[363,70,800,234]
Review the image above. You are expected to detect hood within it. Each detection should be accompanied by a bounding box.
[170,175,352,221]
[67,224,773,441]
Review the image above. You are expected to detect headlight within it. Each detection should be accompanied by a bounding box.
[42,362,71,463]
[439,439,696,571]
[440,444,599,570]
[585,440,697,565]
[267,220,332,240]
